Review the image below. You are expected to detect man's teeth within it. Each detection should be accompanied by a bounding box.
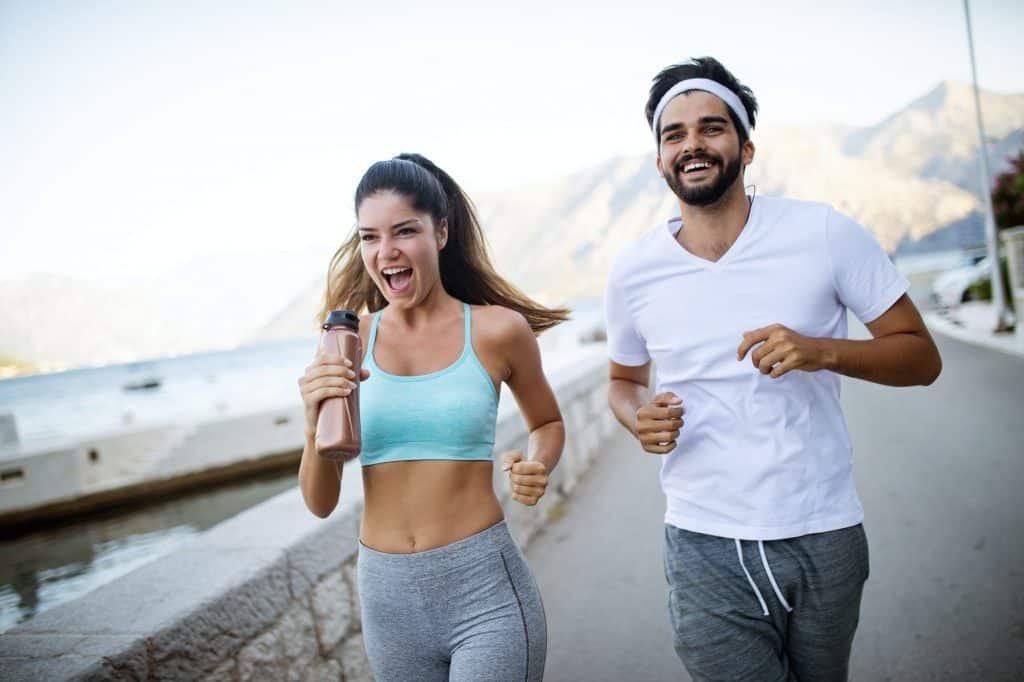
[684,162,713,173]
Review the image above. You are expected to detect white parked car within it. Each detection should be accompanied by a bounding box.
[931,257,990,307]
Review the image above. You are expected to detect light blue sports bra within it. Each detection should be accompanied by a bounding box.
[359,303,499,466]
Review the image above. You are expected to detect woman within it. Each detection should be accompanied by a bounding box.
[297,153,568,681]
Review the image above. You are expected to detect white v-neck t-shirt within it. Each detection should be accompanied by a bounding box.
[605,196,909,540]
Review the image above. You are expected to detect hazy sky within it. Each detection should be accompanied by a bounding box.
[2,0,1023,283]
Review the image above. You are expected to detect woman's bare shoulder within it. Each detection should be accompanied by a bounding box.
[471,304,533,347]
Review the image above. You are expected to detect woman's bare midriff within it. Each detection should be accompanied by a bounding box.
[359,460,504,554]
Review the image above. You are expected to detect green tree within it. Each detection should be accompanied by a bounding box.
[992,147,1024,230]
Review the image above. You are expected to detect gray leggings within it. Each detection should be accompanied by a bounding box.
[357,520,547,681]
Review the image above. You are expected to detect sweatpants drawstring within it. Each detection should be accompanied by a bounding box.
[758,540,793,613]
[735,539,794,616]
[735,539,769,616]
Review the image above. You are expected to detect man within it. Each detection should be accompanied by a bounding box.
[604,56,942,681]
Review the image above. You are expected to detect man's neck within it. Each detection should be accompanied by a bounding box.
[675,181,751,262]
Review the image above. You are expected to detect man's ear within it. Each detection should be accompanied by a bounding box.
[742,139,755,168]
[655,154,665,178]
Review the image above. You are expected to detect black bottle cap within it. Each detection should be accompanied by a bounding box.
[323,310,360,330]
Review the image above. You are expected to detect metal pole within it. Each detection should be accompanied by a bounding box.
[963,0,1014,331]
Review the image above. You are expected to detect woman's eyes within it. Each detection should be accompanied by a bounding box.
[360,228,416,241]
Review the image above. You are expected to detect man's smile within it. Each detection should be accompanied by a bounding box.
[676,157,718,179]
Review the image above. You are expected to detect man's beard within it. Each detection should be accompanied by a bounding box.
[664,150,743,207]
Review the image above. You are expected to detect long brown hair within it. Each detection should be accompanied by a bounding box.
[319,153,569,334]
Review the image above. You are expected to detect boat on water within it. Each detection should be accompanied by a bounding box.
[122,377,162,391]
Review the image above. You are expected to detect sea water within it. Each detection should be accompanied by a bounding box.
[0,298,605,631]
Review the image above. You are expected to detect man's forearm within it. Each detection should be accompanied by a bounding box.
[817,332,941,387]
[608,379,649,436]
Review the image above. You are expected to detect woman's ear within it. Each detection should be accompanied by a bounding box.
[437,218,449,251]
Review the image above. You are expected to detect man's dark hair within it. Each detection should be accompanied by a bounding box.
[645,57,759,147]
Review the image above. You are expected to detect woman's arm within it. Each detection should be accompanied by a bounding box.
[296,351,365,517]
[490,308,565,506]
[298,431,343,518]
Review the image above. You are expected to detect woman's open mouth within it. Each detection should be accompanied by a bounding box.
[382,266,413,294]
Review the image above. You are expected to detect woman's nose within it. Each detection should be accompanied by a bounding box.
[379,235,401,258]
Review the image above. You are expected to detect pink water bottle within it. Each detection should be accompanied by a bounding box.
[315,310,361,460]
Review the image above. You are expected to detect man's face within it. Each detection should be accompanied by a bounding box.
[655,91,753,206]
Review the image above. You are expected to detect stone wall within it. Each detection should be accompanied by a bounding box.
[0,346,616,681]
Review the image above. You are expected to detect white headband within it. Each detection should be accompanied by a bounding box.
[651,78,751,143]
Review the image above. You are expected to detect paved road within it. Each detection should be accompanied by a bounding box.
[527,331,1024,681]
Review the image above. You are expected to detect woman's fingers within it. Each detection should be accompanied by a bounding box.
[301,378,359,406]
[298,365,357,392]
[303,376,356,392]
[509,471,549,485]
[303,363,356,381]
[512,482,546,495]
[512,490,543,506]
[309,387,351,403]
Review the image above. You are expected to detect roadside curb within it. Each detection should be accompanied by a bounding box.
[924,310,1024,359]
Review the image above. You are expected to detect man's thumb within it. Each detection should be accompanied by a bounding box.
[653,392,682,406]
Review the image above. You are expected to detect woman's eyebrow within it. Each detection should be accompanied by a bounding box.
[357,218,421,231]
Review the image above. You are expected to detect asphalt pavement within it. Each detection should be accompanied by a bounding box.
[527,330,1024,681]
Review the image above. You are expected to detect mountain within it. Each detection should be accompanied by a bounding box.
[0,249,326,372]
[0,274,192,371]
[3,82,1022,370]
[894,211,986,255]
[248,273,325,343]
[250,82,1023,341]
[844,81,1024,190]
[470,82,1022,303]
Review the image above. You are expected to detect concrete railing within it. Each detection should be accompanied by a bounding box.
[0,345,617,681]
[1,406,310,526]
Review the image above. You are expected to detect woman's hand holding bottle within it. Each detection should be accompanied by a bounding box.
[297,353,369,439]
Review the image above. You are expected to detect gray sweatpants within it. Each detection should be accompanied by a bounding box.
[664,523,869,682]
[358,520,547,681]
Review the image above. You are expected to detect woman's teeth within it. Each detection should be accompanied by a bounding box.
[382,267,412,292]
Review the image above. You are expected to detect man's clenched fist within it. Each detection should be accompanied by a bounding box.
[635,392,685,454]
